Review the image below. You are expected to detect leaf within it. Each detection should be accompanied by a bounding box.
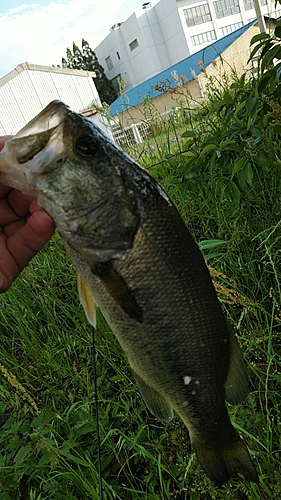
[224,181,241,206]
[249,40,269,61]
[182,130,196,138]
[75,422,96,438]
[6,435,20,451]
[198,239,226,250]
[275,22,281,39]
[250,32,271,45]
[198,239,227,260]
[210,94,232,112]
[243,163,254,186]
[258,69,275,93]
[234,99,246,118]
[255,151,269,170]
[59,449,90,466]
[199,144,218,156]
[260,41,274,61]
[183,151,196,157]
[219,140,240,151]
[229,122,244,132]
[232,157,247,177]
[274,63,281,83]
[14,445,31,466]
[246,97,257,116]
[261,45,281,73]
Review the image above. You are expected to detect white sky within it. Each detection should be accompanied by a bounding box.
[0,0,152,78]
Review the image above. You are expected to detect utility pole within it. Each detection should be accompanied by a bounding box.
[253,0,266,33]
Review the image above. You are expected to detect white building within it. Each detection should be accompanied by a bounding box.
[94,0,281,91]
[0,63,109,136]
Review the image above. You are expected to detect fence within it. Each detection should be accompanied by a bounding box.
[110,121,150,147]
[110,108,181,147]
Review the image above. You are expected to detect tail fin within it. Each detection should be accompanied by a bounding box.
[192,436,258,487]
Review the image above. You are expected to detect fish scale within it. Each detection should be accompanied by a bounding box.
[0,100,258,487]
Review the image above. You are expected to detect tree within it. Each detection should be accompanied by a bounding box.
[62,39,118,105]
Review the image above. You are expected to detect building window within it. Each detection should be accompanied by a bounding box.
[116,51,121,60]
[220,21,243,36]
[213,0,240,18]
[183,4,212,27]
[111,74,122,93]
[191,30,217,46]
[273,8,281,17]
[243,0,254,10]
[129,39,139,51]
[105,55,114,71]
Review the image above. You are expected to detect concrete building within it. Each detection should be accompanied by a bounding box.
[107,19,265,144]
[0,63,108,136]
[94,0,281,92]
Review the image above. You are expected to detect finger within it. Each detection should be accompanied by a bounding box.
[0,183,13,198]
[0,190,34,227]
[0,136,13,151]
[0,197,23,226]
[29,198,45,214]
[7,210,55,273]
[2,219,25,238]
[7,189,35,217]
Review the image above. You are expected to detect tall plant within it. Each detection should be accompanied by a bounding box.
[62,39,118,105]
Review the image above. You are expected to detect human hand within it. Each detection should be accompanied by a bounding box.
[0,136,55,292]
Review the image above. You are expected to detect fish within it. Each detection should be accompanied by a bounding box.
[0,101,258,487]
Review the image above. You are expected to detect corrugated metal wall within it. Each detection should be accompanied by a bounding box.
[0,64,104,135]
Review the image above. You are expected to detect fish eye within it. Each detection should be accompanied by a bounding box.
[75,135,99,158]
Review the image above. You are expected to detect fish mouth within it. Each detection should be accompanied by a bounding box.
[0,125,66,194]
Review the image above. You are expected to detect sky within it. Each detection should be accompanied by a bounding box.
[0,0,152,79]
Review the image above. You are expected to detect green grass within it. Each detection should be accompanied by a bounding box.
[1,49,281,497]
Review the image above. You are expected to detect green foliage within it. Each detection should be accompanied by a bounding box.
[62,39,118,105]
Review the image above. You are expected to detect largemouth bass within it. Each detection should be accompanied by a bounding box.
[0,101,258,486]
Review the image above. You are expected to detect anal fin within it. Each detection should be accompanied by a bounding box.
[92,261,143,323]
[131,364,173,421]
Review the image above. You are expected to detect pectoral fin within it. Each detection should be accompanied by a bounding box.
[224,325,249,405]
[77,273,97,327]
[131,364,173,421]
[92,261,143,323]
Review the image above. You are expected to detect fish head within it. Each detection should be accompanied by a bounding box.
[0,101,140,263]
